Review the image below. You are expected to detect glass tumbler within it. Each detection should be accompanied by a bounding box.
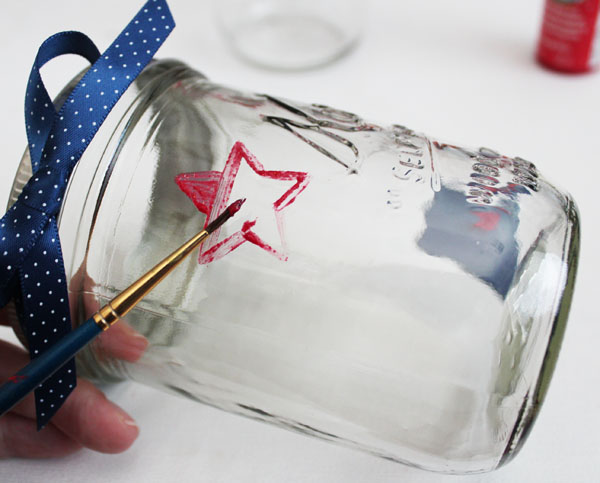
[9,59,579,473]
[214,0,365,70]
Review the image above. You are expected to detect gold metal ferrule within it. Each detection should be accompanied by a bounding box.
[93,229,210,331]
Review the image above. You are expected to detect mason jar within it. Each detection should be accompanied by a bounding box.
[8,59,580,474]
[214,0,365,70]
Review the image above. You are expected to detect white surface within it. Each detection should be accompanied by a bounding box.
[1,0,599,481]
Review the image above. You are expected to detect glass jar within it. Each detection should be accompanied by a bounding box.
[214,0,365,70]
[9,59,579,473]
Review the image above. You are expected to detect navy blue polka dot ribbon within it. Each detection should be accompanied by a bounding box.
[0,0,175,429]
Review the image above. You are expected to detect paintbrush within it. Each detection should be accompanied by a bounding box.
[0,199,245,418]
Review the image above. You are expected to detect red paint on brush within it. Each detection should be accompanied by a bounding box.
[227,198,246,217]
[175,141,310,264]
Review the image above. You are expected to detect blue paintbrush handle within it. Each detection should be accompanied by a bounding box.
[0,317,102,418]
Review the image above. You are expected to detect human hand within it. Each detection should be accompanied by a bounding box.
[0,306,148,458]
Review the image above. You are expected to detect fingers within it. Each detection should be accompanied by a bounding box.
[94,322,148,363]
[69,263,148,362]
[50,378,140,454]
[0,340,139,455]
[0,412,82,458]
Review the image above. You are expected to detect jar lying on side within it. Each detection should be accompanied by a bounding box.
[9,59,579,474]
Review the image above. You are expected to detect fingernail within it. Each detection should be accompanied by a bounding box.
[130,334,149,353]
[120,323,144,339]
[121,413,139,430]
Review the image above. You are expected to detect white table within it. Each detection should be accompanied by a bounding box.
[1,1,598,481]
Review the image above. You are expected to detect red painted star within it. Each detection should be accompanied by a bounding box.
[175,141,310,264]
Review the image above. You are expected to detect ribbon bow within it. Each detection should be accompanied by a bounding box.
[0,0,175,429]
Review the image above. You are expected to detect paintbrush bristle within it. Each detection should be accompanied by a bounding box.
[205,199,246,234]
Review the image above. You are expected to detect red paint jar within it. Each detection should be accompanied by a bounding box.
[537,0,600,73]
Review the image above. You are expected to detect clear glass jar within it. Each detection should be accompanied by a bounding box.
[9,59,579,473]
[214,0,364,70]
